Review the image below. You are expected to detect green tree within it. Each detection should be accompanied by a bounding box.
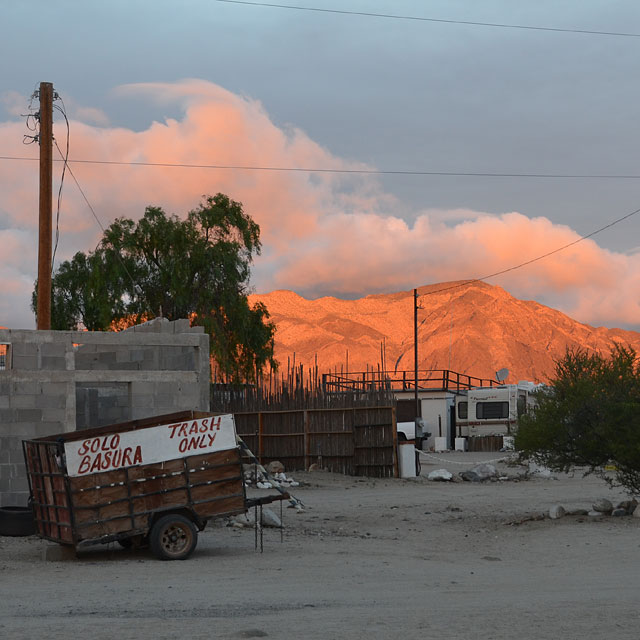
[33,193,276,382]
[516,344,640,493]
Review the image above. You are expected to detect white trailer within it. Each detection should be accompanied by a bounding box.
[455,382,538,438]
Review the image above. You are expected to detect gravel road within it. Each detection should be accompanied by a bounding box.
[1,454,638,640]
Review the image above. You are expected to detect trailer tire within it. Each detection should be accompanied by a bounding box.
[0,506,36,537]
[150,514,198,560]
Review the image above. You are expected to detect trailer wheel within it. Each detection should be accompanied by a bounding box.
[150,514,197,560]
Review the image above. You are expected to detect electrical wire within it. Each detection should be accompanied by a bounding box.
[2,155,640,180]
[52,98,69,270]
[213,0,640,38]
[419,205,640,299]
[53,139,141,296]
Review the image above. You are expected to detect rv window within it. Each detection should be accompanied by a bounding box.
[457,401,468,419]
[476,401,509,420]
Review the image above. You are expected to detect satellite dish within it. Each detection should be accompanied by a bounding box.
[495,368,509,383]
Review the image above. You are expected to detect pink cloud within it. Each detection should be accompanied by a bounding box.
[0,79,638,330]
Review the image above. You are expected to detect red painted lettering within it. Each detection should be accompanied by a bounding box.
[78,455,91,474]
[133,446,142,465]
[121,448,133,467]
[102,451,112,469]
[90,453,102,473]
[188,436,199,450]
[90,438,100,453]
[178,424,188,438]
[206,433,216,447]
[178,438,188,453]
[189,421,199,435]
[78,440,90,456]
[212,416,221,431]
[167,423,181,439]
[200,418,209,432]
[112,449,122,468]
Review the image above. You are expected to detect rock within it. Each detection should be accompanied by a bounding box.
[469,463,498,481]
[588,510,604,517]
[266,461,285,475]
[528,462,553,478]
[592,498,613,514]
[611,508,627,517]
[633,505,640,518]
[428,469,453,482]
[549,505,565,519]
[616,499,638,515]
[308,463,321,472]
[261,508,282,528]
[460,470,482,482]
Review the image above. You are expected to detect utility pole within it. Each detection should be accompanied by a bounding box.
[37,82,53,330]
[413,288,419,418]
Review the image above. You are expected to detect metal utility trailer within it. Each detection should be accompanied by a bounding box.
[22,410,287,560]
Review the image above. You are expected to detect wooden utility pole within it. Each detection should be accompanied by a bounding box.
[413,288,419,418]
[37,81,53,330]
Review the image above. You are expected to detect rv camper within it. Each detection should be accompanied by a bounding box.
[455,381,538,438]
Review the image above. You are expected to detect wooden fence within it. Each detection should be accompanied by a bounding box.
[234,406,398,478]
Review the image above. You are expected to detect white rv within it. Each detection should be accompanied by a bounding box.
[455,382,538,438]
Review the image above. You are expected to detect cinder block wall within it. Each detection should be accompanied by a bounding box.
[0,319,210,506]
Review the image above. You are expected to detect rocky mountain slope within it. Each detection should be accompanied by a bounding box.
[249,281,640,383]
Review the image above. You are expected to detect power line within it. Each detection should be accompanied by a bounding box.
[3,155,640,180]
[214,0,640,38]
[52,98,69,269]
[53,140,140,294]
[420,204,640,298]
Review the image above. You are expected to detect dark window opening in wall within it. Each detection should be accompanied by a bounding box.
[457,401,468,419]
[0,344,9,370]
[476,401,509,420]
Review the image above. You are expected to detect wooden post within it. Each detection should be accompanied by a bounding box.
[303,409,309,471]
[391,406,399,478]
[413,288,419,418]
[258,412,264,465]
[37,81,53,330]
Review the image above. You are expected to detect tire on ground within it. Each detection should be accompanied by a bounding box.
[149,514,198,561]
[0,506,36,537]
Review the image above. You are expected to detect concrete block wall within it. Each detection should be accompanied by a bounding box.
[0,319,210,506]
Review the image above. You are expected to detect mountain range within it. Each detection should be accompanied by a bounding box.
[249,281,640,384]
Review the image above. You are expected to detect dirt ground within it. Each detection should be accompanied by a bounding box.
[1,451,639,640]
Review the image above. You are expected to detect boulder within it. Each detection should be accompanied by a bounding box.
[428,469,453,482]
[460,470,481,482]
[549,505,565,519]
[469,463,498,481]
[592,498,613,514]
[588,510,604,517]
[266,461,285,475]
[616,499,638,515]
[633,505,640,518]
[611,508,627,517]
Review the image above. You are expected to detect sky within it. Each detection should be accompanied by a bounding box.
[1,0,640,331]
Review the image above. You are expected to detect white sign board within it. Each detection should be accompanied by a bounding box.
[64,414,237,477]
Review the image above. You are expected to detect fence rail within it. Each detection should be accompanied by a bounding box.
[323,369,500,394]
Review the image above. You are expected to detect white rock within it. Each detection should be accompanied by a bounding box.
[549,504,565,519]
[588,510,604,517]
[428,469,453,482]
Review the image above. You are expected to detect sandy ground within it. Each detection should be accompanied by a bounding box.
[1,451,639,640]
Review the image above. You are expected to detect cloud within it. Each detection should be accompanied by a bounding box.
[0,79,638,331]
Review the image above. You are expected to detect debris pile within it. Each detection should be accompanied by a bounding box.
[243,462,300,489]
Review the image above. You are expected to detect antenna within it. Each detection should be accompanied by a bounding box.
[495,368,509,383]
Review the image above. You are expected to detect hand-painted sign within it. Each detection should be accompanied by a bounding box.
[64,414,237,477]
